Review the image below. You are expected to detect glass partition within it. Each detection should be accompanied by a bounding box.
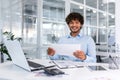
[98,0,107,11]
[42,0,66,45]
[2,0,11,32]
[86,8,97,26]
[42,22,66,44]
[98,28,107,43]
[11,0,22,38]
[70,3,84,15]
[1,0,22,37]
[108,15,115,26]
[98,12,107,27]
[23,0,37,44]
[43,0,65,21]
[108,1,115,14]
[86,0,97,8]
[72,0,84,4]
[86,27,97,43]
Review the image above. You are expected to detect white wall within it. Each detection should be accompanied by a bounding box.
[115,0,120,52]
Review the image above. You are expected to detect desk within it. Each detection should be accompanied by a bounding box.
[0,61,120,80]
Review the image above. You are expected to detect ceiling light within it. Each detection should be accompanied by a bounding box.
[103,13,106,16]
[93,10,96,13]
[111,15,115,18]
[79,6,83,9]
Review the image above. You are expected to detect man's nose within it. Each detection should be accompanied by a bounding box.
[72,23,76,26]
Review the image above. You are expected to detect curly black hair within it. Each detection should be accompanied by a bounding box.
[65,12,84,25]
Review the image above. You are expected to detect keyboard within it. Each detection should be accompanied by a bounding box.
[28,60,44,68]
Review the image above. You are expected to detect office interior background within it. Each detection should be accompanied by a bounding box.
[0,0,120,63]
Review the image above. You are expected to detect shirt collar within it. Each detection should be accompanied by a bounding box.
[67,32,82,38]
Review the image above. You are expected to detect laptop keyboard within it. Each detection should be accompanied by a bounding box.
[28,60,44,68]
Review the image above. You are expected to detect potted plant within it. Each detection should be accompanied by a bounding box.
[0,31,22,61]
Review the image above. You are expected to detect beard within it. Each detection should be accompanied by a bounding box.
[70,27,81,33]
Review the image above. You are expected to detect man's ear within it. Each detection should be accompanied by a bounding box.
[80,26,83,29]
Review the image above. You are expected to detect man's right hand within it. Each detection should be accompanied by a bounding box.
[47,47,55,56]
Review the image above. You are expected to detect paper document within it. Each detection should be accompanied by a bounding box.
[49,44,81,56]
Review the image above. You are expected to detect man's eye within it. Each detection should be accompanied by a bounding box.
[70,22,73,24]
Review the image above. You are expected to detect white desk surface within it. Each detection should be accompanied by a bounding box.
[0,61,120,80]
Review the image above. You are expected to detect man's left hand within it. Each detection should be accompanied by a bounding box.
[73,50,86,60]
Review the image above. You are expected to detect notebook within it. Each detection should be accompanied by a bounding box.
[4,39,55,72]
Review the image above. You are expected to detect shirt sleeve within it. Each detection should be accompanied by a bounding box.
[49,53,60,60]
[84,37,96,62]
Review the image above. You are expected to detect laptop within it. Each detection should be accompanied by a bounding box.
[4,39,55,72]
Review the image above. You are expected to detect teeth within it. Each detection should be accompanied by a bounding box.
[72,28,77,30]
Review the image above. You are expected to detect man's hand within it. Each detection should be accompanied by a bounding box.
[73,50,86,60]
[47,47,55,56]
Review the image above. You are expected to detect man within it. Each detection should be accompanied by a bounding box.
[47,12,96,62]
